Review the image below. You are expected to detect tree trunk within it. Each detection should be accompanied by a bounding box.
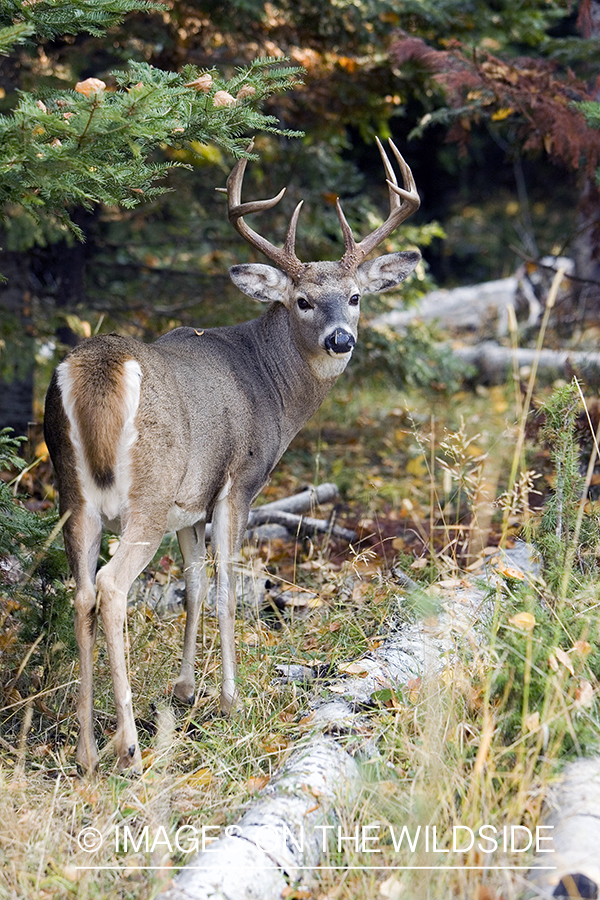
[573,0,600,315]
[0,251,36,437]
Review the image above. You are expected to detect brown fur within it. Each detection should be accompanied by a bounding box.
[65,343,134,488]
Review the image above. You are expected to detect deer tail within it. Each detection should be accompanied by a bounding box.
[56,352,142,490]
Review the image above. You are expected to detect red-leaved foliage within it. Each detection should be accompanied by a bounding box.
[391,35,600,176]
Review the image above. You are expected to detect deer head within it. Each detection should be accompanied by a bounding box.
[219,138,421,376]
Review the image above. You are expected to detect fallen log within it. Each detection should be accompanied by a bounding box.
[158,738,359,900]
[154,551,493,900]
[453,341,600,386]
[249,508,357,543]
[525,757,600,899]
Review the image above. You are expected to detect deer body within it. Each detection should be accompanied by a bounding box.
[44,140,420,772]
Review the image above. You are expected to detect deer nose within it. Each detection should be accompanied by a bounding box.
[324,329,355,355]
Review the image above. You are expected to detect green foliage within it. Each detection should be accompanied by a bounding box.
[580,100,600,130]
[1,55,302,249]
[489,578,600,757]
[526,380,600,595]
[0,430,72,663]
[353,319,470,394]
[0,0,162,45]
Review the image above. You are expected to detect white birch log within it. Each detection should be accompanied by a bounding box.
[155,545,543,900]
[157,738,359,900]
[525,757,600,899]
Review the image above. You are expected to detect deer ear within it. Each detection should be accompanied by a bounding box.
[357,251,420,294]
[229,264,290,303]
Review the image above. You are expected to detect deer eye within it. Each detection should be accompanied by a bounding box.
[349,294,360,306]
[297,297,312,311]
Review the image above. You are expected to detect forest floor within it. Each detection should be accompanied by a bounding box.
[1,361,600,900]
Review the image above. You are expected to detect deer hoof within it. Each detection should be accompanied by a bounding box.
[173,679,195,705]
[117,746,142,774]
[76,741,99,775]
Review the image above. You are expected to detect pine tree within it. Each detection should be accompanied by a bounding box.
[0,1,301,432]
[0,2,301,249]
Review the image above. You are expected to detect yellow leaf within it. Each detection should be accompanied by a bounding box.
[524,711,540,732]
[497,562,525,580]
[554,646,574,675]
[406,455,427,477]
[186,767,212,788]
[245,775,270,794]
[338,661,370,676]
[508,612,536,632]
[491,107,514,121]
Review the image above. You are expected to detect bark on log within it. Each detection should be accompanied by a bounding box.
[159,546,573,900]
[154,553,493,900]
[454,341,600,386]
[158,738,359,900]
[526,757,600,898]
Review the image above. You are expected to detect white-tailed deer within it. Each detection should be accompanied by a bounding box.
[44,138,420,772]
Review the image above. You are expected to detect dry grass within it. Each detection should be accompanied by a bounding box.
[3,281,600,899]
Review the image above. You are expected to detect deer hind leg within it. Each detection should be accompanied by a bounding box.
[173,522,207,704]
[95,515,166,772]
[64,504,102,773]
[211,485,250,715]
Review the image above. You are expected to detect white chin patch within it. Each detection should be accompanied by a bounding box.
[326,347,352,358]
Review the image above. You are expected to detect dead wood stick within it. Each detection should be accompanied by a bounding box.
[204,483,354,542]
[248,482,339,522]
[250,509,357,542]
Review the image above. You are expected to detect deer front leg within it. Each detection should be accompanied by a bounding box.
[173,522,207,704]
[96,518,165,772]
[211,486,249,715]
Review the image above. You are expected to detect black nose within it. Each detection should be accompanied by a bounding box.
[324,329,355,355]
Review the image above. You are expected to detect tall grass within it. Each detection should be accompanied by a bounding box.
[2,272,600,899]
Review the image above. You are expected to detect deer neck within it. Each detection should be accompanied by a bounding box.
[252,302,342,441]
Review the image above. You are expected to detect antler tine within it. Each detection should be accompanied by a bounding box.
[339,137,420,271]
[220,142,305,277]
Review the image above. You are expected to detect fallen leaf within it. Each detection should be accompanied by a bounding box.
[497,562,525,580]
[338,661,370,676]
[575,679,594,708]
[508,612,536,632]
[524,711,540,732]
[62,865,83,883]
[554,646,574,675]
[245,775,270,793]
[186,768,213,788]
[379,874,405,899]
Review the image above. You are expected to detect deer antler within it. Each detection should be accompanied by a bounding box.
[218,140,305,279]
[220,138,419,277]
[336,137,420,271]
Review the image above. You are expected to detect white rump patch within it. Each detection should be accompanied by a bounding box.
[58,357,142,524]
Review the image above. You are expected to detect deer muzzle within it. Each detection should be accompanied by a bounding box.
[324,328,356,356]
